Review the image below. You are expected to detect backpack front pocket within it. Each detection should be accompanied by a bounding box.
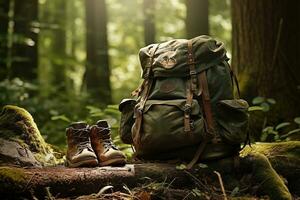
[132,99,205,155]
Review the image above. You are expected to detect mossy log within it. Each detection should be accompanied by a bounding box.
[0,105,298,199]
[1,141,298,199]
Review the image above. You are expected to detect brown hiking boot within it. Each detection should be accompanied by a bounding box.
[90,120,126,166]
[66,122,98,167]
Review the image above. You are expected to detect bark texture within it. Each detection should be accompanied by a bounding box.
[231,0,300,119]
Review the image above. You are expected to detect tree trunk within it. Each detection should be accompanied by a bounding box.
[84,0,111,105]
[231,0,300,119]
[0,0,9,80]
[50,0,67,91]
[186,0,209,39]
[143,0,156,45]
[11,0,38,81]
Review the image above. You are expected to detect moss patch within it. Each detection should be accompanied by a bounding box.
[0,167,26,192]
[240,141,300,159]
[0,105,63,166]
[248,153,292,200]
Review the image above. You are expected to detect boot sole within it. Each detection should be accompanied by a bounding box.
[67,158,98,168]
[100,158,126,167]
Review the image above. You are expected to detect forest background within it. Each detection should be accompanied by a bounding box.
[0,0,299,155]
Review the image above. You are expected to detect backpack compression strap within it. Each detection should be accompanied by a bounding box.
[132,44,160,149]
[186,40,216,169]
[184,41,198,133]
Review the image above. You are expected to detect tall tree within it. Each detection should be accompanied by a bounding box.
[0,0,9,80]
[12,0,38,80]
[143,0,156,45]
[231,0,300,119]
[186,0,209,38]
[51,0,67,91]
[85,0,111,105]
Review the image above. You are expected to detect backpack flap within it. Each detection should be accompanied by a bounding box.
[139,35,227,78]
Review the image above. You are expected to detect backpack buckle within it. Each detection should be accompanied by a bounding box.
[183,104,192,114]
[189,70,197,76]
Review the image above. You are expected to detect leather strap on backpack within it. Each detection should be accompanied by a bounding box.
[133,44,160,149]
[223,61,241,99]
[187,70,216,169]
[186,40,216,169]
[184,40,197,133]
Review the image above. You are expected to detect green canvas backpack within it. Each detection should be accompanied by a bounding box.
[119,35,249,167]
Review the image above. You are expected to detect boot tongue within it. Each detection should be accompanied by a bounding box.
[96,120,109,129]
[70,121,88,129]
[96,120,110,138]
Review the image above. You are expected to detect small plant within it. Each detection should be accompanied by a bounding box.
[248,96,300,142]
[248,96,276,130]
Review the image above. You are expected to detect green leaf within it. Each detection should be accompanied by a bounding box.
[260,102,270,112]
[51,115,71,123]
[192,188,203,197]
[252,96,264,105]
[294,117,300,125]
[275,122,291,130]
[267,98,276,104]
[230,187,240,197]
[198,163,208,168]
[176,164,187,170]
[260,132,268,142]
[248,106,263,112]
[262,126,274,133]
[280,128,300,139]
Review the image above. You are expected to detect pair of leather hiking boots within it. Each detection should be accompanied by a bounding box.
[66,120,126,167]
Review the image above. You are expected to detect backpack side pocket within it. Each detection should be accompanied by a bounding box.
[216,99,249,144]
[119,99,136,144]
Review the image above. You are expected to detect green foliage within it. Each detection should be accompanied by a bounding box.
[249,96,300,142]
[249,96,276,112]
[0,0,232,155]
[0,77,133,156]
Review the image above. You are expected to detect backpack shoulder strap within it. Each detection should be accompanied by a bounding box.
[223,61,241,98]
[133,44,160,149]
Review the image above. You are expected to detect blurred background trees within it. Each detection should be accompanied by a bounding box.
[0,0,299,148]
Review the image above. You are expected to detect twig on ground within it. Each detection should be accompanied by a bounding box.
[214,171,227,200]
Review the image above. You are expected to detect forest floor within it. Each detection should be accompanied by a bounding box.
[0,105,299,199]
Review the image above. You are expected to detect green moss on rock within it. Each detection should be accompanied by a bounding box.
[0,105,63,166]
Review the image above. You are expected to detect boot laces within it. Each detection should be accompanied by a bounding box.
[73,128,92,152]
[98,127,118,150]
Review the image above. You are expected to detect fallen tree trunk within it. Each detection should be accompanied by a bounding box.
[0,164,194,199]
[0,141,298,199]
[0,105,298,199]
